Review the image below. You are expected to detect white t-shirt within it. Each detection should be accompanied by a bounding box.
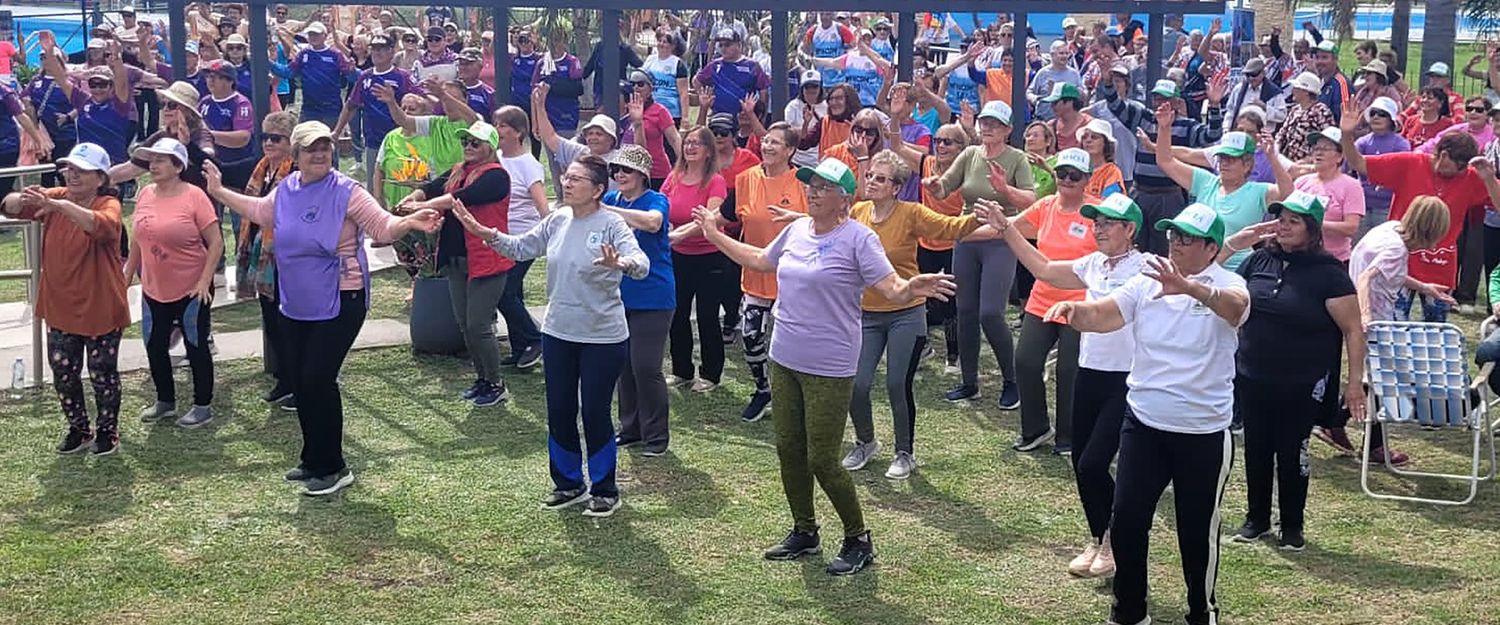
[1113,263,1249,434]
[1348,221,1409,323]
[1072,250,1152,372]
[783,99,828,168]
[500,153,546,235]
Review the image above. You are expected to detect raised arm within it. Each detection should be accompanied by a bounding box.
[1153,104,1197,190]
[530,82,563,154]
[1338,98,1366,174]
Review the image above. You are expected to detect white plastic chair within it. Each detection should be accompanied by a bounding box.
[1362,321,1496,505]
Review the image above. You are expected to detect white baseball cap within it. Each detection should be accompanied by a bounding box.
[132,137,191,167]
[977,100,1013,126]
[1290,71,1323,94]
[1054,148,1092,174]
[57,143,113,172]
[799,69,822,85]
[1062,17,1079,29]
[302,21,328,35]
[1427,62,1452,77]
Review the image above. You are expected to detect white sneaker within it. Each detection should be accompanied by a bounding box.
[1069,542,1101,577]
[884,451,915,479]
[840,440,881,470]
[690,378,718,393]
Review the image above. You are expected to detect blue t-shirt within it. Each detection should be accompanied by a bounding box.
[605,189,674,311]
[0,86,22,154]
[71,90,133,164]
[694,57,770,117]
[641,54,687,118]
[23,75,76,145]
[199,93,256,165]
[945,70,980,115]
[350,67,421,146]
[871,39,895,62]
[233,62,253,99]
[510,53,541,109]
[534,53,583,132]
[465,82,494,115]
[292,46,351,116]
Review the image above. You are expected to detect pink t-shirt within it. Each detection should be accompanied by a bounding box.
[663,172,728,255]
[1348,221,1408,323]
[240,181,400,290]
[133,184,219,302]
[1294,172,1366,261]
[0,42,16,75]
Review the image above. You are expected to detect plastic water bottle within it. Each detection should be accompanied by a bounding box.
[9,358,23,399]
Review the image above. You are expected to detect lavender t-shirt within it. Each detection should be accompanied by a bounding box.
[1348,221,1408,323]
[766,218,896,377]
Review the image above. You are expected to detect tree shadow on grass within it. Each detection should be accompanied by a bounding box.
[13,455,136,531]
[1313,454,1500,530]
[552,512,707,621]
[794,558,935,625]
[1272,542,1466,589]
[284,495,456,571]
[619,451,730,518]
[862,472,1024,554]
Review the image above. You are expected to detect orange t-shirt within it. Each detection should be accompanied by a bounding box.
[1020,195,1100,319]
[737,166,808,299]
[15,189,130,337]
[1084,162,1126,199]
[818,118,853,157]
[919,155,967,251]
[980,69,1013,106]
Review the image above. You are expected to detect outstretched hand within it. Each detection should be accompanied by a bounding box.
[907,273,957,301]
[594,243,633,272]
[203,160,224,193]
[1143,255,1199,298]
[450,199,496,240]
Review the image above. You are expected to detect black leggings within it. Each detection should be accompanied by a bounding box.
[917,246,958,361]
[142,294,214,407]
[283,291,367,478]
[1071,367,1128,540]
[1237,376,1317,533]
[669,250,734,383]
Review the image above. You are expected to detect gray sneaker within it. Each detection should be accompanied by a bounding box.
[139,401,177,423]
[840,440,881,471]
[884,451,916,480]
[175,405,214,429]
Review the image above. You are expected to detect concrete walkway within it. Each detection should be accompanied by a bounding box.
[0,242,543,387]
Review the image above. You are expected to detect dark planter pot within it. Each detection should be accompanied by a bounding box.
[409,276,467,355]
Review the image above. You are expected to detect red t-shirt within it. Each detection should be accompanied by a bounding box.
[664,172,729,255]
[1367,151,1490,287]
[639,102,675,179]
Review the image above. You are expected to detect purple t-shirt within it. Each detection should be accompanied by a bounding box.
[464,82,494,115]
[349,67,422,146]
[765,218,897,377]
[695,57,771,117]
[1355,131,1411,218]
[531,53,583,132]
[898,121,932,201]
[291,45,352,116]
[0,85,25,154]
[199,93,255,164]
[71,89,133,164]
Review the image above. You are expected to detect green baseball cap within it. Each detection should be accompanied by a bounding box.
[1042,82,1082,103]
[456,121,500,149]
[1210,132,1256,158]
[1269,190,1327,223]
[1150,79,1180,99]
[1315,40,1338,55]
[1081,192,1143,229]
[1154,203,1226,245]
[797,158,858,196]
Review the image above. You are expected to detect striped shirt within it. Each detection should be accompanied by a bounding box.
[1098,85,1224,188]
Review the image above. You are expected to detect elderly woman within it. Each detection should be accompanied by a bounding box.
[1418,96,1496,154]
[602,146,674,456]
[1157,106,1293,271]
[397,121,514,407]
[236,111,298,407]
[663,126,728,392]
[111,82,215,189]
[1401,87,1456,146]
[205,122,443,497]
[124,138,222,430]
[533,82,618,195]
[1355,98,1412,238]
[1275,72,1335,162]
[1221,192,1365,553]
[842,150,979,479]
[693,157,955,576]
[450,155,648,518]
[922,100,1037,408]
[624,70,682,190]
[0,143,129,455]
[992,192,1149,577]
[1295,128,1366,261]
[1077,119,1126,198]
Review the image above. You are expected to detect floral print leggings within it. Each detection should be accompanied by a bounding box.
[49,329,123,443]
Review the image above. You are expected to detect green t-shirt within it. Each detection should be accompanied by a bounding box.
[1190,167,1272,270]
[377,116,467,206]
[1030,154,1058,198]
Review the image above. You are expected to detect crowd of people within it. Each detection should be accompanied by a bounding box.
[6,5,1500,622]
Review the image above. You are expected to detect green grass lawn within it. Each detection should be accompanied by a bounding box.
[2,303,1500,624]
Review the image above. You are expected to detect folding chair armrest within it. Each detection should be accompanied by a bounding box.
[1471,362,1496,396]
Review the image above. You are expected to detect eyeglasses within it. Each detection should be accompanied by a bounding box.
[87,80,110,88]
[461,137,488,148]
[851,126,879,137]
[1055,168,1087,182]
[806,182,842,197]
[865,172,898,185]
[403,37,419,43]
[562,173,601,185]
[1094,218,1130,229]
[1166,229,1208,245]
[263,133,287,143]
[163,101,184,111]
[935,137,961,147]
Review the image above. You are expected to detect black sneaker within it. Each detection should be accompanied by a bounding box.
[616,433,644,448]
[997,382,1021,410]
[515,344,543,369]
[57,430,92,455]
[944,384,981,402]
[500,353,521,367]
[302,469,355,496]
[472,381,510,407]
[90,434,119,456]
[741,390,772,422]
[641,444,668,458]
[460,379,485,401]
[826,531,876,576]
[1013,428,1055,452]
[763,529,821,560]
[541,488,589,510]
[582,495,621,517]
[279,395,298,412]
[1279,528,1306,552]
[263,383,293,404]
[1230,519,1272,543]
[1051,443,1072,457]
[285,466,313,481]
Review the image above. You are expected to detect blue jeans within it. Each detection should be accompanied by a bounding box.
[497,258,542,354]
[1394,289,1450,323]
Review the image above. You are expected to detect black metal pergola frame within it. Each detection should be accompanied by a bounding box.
[165,1,1225,143]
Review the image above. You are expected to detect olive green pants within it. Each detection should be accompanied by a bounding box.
[771,361,866,538]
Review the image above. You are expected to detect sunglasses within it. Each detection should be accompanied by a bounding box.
[1056,168,1087,182]
[865,172,897,185]
[1244,71,1261,78]
[427,36,445,42]
[711,128,734,137]
[935,137,961,147]
[851,126,879,136]
[1469,106,1491,113]
[461,137,488,148]
[608,164,636,176]
[163,101,184,111]
[403,37,419,43]
[87,80,110,88]
[263,133,287,143]
[631,81,649,88]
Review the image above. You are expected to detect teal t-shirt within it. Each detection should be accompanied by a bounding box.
[1190,167,1271,270]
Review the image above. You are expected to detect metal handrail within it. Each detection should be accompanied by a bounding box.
[0,162,58,390]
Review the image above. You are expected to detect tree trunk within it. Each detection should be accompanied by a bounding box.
[1423,0,1460,75]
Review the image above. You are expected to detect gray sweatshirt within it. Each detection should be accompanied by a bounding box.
[486,206,649,344]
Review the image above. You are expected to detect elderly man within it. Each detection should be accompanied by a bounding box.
[1028,40,1082,121]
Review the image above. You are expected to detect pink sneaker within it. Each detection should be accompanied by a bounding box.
[1312,426,1358,456]
[1370,446,1411,467]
